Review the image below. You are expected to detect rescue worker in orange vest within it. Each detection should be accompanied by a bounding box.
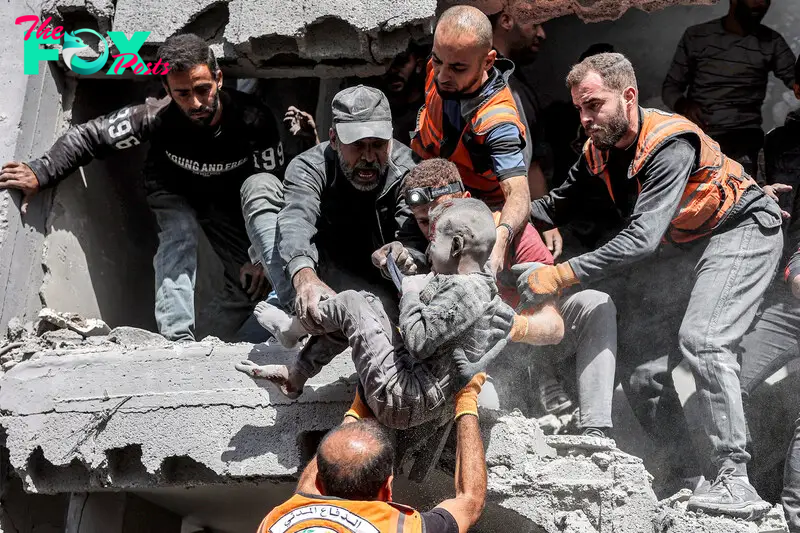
[519,53,784,520]
[411,5,532,278]
[256,374,488,533]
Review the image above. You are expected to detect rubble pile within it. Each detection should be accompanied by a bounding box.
[0,316,789,532]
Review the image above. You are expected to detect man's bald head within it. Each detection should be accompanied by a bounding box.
[316,420,394,501]
[436,5,493,52]
[432,6,497,100]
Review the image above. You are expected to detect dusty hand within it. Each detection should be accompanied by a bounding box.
[543,228,563,260]
[283,106,319,143]
[510,262,549,308]
[488,241,507,278]
[401,273,432,295]
[293,269,336,333]
[454,372,487,420]
[452,334,510,390]
[0,162,40,214]
[239,262,270,301]
[763,183,792,219]
[512,262,578,309]
[676,99,707,128]
[372,241,418,276]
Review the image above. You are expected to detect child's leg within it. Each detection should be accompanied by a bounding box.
[252,301,309,348]
[317,290,447,429]
[235,333,348,399]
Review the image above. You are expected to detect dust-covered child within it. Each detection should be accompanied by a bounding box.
[236,198,535,429]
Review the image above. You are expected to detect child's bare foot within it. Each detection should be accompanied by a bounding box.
[235,361,307,399]
[254,301,307,348]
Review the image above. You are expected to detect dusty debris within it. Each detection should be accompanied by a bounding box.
[555,510,599,533]
[40,329,84,349]
[654,503,788,532]
[37,308,111,337]
[107,327,172,349]
[36,0,718,77]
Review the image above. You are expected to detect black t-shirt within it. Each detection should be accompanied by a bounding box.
[421,508,459,533]
[318,176,383,283]
[28,88,286,222]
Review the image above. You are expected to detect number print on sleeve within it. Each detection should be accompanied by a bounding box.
[254,142,285,171]
[106,107,139,149]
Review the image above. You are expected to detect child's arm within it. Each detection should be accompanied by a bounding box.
[400,276,492,360]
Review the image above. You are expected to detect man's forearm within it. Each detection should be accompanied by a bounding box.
[296,456,320,495]
[453,414,486,524]
[516,302,565,345]
[499,175,532,234]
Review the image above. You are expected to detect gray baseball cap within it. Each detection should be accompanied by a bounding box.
[332,85,393,144]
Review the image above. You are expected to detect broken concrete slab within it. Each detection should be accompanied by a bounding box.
[38,307,111,337]
[0,340,357,493]
[34,0,721,78]
[0,339,789,532]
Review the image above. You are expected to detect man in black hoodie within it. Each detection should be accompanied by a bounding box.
[0,34,288,342]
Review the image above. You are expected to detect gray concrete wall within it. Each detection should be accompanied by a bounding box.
[0,0,62,333]
[527,1,800,132]
[39,79,162,331]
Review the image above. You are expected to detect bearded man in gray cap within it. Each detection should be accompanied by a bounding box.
[274,85,427,333]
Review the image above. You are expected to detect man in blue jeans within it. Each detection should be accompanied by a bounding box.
[0,34,290,342]
[523,52,783,519]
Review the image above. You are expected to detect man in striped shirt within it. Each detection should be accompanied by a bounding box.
[662,0,796,177]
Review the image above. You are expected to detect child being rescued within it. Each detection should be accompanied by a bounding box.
[235,198,540,429]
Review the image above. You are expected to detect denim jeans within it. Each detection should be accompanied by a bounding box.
[552,289,618,429]
[603,213,782,476]
[296,290,449,430]
[239,173,295,309]
[147,173,287,342]
[680,216,782,470]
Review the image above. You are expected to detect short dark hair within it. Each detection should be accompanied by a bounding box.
[157,33,218,81]
[795,55,800,86]
[567,52,638,93]
[316,421,394,501]
[403,158,462,194]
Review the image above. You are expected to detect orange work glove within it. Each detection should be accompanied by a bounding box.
[454,372,487,420]
[514,262,578,308]
[345,389,374,420]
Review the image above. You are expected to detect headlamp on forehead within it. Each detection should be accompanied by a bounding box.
[404,182,465,207]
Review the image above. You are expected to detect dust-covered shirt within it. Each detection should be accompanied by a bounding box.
[662,18,795,135]
[399,271,513,364]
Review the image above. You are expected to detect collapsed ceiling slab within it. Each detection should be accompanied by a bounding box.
[39,0,719,77]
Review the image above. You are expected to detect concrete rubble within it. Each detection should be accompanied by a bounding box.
[35,0,719,77]
[0,323,790,532]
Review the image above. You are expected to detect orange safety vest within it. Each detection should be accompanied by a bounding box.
[258,493,424,533]
[583,108,758,244]
[411,60,526,208]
